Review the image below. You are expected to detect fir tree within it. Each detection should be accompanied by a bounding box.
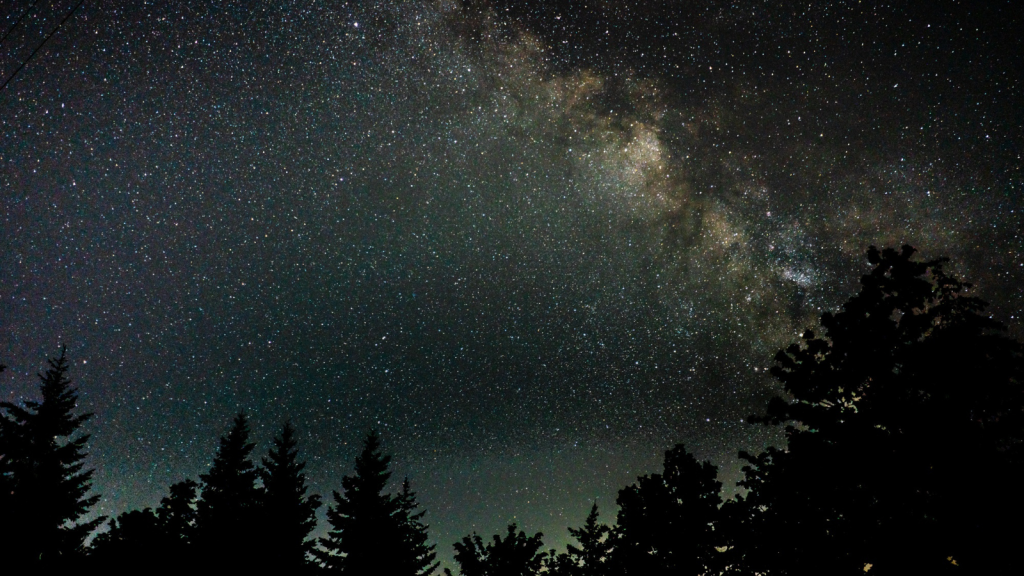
[315,431,437,575]
[546,503,613,576]
[260,421,321,573]
[445,523,546,576]
[196,412,264,568]
[0,347,104,568]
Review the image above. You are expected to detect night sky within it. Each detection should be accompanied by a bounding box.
[2,0,1022,566]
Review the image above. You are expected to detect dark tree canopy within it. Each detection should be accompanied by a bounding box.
[260,421,322,573]
[315,431,437,575]
[157,478,200,552]
[733,245,1024,575]
[612,444,724,576]
[0,347,103,568]
[446,523,546,576]
[89,479,199,571]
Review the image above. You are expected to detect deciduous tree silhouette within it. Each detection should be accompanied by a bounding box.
[157,478,199,553]
[90,478,200,570]
[90,508,165,567]
[445,523,546,576]
[315,431,437,575]
[0,347,103,568]
[196,412,264,568]
[610,444,724,576]
[732,246,1024,575]
[545,503,613,576]
[260,421,321,573]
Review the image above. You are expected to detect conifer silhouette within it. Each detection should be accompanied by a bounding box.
[260,421,321,573]
[611,444,723,576]
[545,503,613,576]
[445,523,546,576]
[396,478,440,575]
[315,431,437,575]
[196,412,264,568]
[0,347,103,568]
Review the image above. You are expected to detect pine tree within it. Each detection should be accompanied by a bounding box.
[315,431,437,575]
[0,347,104,568]
[611,444,723,576]
[547,503,613,576]
[196,412,264,568]
[445,523,546,576]
[260,421,321,573]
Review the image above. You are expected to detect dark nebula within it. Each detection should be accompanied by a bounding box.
[1,0,1021,563]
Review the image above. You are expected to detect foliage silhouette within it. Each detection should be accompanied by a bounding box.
[89,479,199,571]
[0,347,103,568]
[315,430,437,575]
[611,444,724,576]
[260,421,322,572]
[157,478,200,552]
[545,503,613,576]
[732,245,1024,575]
[445,523,546,576]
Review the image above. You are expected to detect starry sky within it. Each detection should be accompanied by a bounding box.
[1,0,1022,566]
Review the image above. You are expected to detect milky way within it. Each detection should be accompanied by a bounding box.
[2,0,1021,564]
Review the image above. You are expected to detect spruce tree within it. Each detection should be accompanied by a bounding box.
[196,412,264,568]
[260,421,321,573]
[0,347,104,568]
[315,431,436,575]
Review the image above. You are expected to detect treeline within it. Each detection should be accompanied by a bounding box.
[2,246,1023,575]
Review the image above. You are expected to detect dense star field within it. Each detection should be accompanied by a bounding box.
[2,0,1022,563]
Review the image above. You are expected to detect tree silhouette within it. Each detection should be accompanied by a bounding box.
[315,431,436,575]
[445,523,546,576]
[0,347,103,568]
[611,444,724,576]
[89,478,199,571]
[90,508,164,566]
[157,478,199,553]
[196,412,264,569]
[395,478,440,575]
[260,421,321,573]
[545,503,613,576]
[733,246,1024,575]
